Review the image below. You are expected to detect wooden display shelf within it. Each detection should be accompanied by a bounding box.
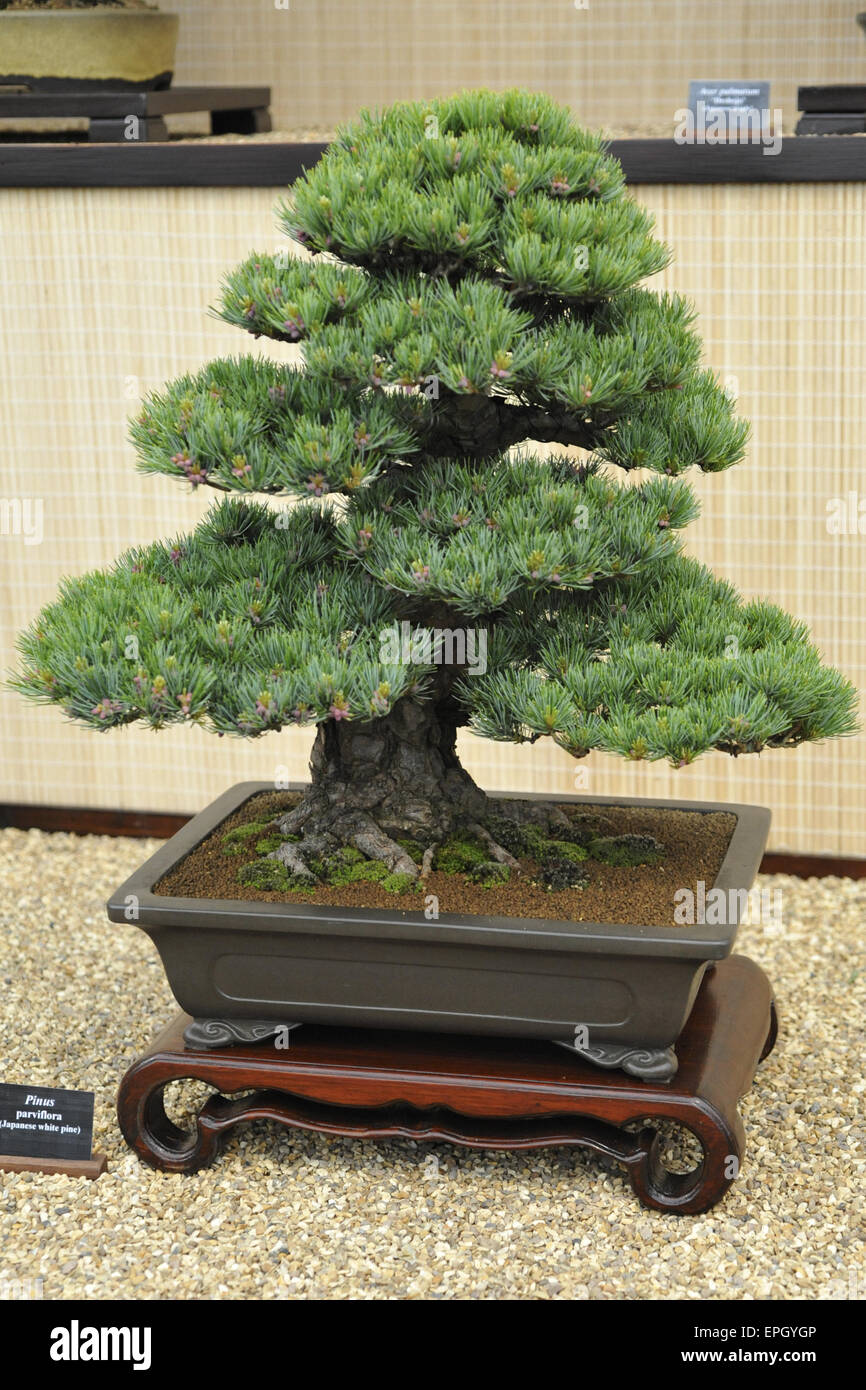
[798,85,866,113]
[2,137,866,187]
[0,84,271,142]
[796,85,866,136]
[117,954,777,1215]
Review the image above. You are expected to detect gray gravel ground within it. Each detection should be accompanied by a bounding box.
[0,827,863,1301]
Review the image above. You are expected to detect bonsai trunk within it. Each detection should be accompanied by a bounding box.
[272,695,512,881]
[271,694,557,883]
[306,697,487,840]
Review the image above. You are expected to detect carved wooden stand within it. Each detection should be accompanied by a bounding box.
[117,954,777,1214]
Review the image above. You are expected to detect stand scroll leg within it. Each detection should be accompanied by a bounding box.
[118,1069,231,1173]
[625,1112,742,1215]
[760,998,780,1062]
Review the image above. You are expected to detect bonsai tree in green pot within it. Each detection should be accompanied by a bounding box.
[14,88,856,892]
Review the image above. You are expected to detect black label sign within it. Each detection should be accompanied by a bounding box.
[688,80,770,121]
[0,1082,94,1160]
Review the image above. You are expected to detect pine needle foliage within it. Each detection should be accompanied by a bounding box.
[13,89,857,767]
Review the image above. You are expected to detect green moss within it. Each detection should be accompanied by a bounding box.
[535,861,589,891]
[237,858,313,894]
[221,819,273,854]
[482,815,526,858]
[325,864,353,886]
[468,862,511,887]
[326,858,390,886]
[477,816,607,889]
[559,809,616,842]
[254,835,284,854]
[381,871,420,894]
[518,827,591,868]
[229,815,624,899]
[223,819,272,842]
[396,838,425,864]
[549,839,589,865]
[515,824,549,858]
[588,833,664,867]
[322,844,391,885]
[433,836,488,874]
[352,861,388,882]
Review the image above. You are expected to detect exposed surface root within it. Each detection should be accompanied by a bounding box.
[266,806,521,889]
[274,798,317,837]
[256,700,662,896]
[271,839,318,882]
[486,797,574,833]
[264,697,526,889]
[263,791,649,893]
[346,814,419,878]
[468,820,521,869]
[237,789,665,898]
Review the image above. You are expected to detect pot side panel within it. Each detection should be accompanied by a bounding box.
[151,926,704,1045]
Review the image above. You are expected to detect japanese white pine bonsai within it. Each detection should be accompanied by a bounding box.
[14,89,857,894]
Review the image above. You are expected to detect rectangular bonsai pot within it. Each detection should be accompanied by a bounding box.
[107,783,770,1064]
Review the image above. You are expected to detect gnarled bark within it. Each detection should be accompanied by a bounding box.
[272,695,497,881]
[422,390,599,459]
[270,694,584,885]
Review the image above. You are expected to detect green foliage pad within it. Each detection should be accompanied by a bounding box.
[13,88,857,774]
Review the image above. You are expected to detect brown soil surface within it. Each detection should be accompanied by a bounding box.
[155,791,737,927]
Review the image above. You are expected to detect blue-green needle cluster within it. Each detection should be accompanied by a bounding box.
[14,88,857,767]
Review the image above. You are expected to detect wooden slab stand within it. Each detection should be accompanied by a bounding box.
[117,954,777,1215]
[0,85,271,142]
[0,1152,107,1179]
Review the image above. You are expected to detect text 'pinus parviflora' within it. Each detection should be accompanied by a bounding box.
[14,89,857,888]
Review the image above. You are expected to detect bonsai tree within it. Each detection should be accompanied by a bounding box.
[14,89,857,891]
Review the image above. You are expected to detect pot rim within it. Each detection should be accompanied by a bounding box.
[106,782,770,960]
[0,10,179,18]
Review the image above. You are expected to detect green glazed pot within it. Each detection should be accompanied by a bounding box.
[0,9,179,90]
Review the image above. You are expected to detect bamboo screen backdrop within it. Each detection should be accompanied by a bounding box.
[159,0,866,139]
[1,2,864,856]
